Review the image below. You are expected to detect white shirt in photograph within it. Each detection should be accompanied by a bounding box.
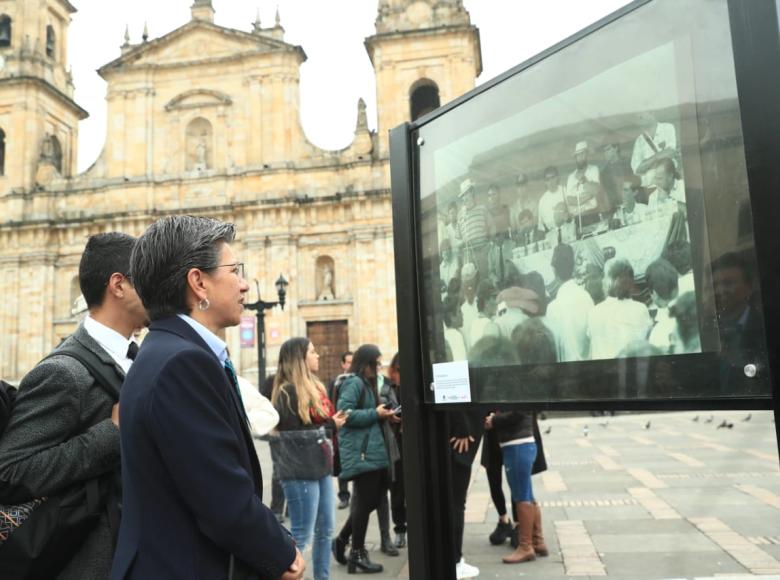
[460,299,479,348]
[631,122,678,186]
[566,165,601,215]
[587,297,653,360]
[546,280,594,362]
[647,190,678,212]
[678,271,695,295]
[537,186,567,232]
[444,326,468,362]
[467,316,501,351]
[84,315,136,374]
[648,307,675,354]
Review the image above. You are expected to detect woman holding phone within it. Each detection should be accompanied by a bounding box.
[272,337,347,580]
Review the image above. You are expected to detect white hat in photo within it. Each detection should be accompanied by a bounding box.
[459,178,475,197]
[574,140,589,155]
[461,262,477,281]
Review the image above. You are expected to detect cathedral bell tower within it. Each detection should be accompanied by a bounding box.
[0,0,87,195]
[365,0,482,157]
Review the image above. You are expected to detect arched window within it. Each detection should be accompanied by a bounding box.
[409,79,440,121]
[50,135,63,173]
[0,129,6,176]
[0,15,11,48]
[46,25,55,59]
[185,117,213,171]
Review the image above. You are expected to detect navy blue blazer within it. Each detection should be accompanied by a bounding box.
[110,316,296,580]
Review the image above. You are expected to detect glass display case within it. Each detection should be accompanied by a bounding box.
[399,0,774,405]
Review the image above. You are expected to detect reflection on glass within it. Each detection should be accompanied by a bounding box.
[415,0,769,402]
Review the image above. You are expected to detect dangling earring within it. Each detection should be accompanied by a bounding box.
[198,298,210,311]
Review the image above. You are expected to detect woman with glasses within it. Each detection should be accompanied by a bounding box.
[111,216,305,580]
[271,338,347,580]
[331,344,397,574]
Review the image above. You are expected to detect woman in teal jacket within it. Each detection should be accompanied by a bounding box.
[331,344,396,574]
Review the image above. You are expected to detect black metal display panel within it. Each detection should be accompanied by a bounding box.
[391,1,780,578]
[396,0,776,409]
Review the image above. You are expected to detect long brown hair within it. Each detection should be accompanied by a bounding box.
[272,337,327,424]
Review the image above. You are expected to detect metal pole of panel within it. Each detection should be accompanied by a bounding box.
[389,123,457,579]
[727,0,780,463]
[258,308,266,382]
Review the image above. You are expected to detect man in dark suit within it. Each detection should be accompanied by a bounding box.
[111,216,303,580]
[0,232,147,579]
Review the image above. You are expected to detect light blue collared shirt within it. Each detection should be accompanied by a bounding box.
[177,314,228,365]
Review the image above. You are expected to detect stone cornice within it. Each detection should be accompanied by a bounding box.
[0,76,88,120]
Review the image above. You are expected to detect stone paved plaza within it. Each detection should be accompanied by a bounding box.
[256,410,780,579]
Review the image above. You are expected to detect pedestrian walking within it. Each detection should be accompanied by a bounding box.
[331,345,398,574]
[271,337,347,580]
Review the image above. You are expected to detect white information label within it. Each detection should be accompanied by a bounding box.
[432,360,471,404]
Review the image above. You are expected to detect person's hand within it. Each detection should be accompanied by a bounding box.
[280,548,305,580]
[111,403,120,428]
[332,410,347,430]
[376,404,394,420]
[389,413,402,425]
[449,436,474,454]
[484,413,494,430]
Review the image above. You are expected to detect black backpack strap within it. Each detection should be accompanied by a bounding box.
[43,344,123,402]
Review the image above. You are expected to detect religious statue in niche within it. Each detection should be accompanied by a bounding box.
[194,138,208,171]
[317,263,335,301]
[186,117,213,171]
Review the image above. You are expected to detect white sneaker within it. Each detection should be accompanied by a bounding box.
[456,557,480,579]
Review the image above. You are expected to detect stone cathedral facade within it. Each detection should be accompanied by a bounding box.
[0,0,481,382]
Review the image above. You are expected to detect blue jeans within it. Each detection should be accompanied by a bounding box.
[281,476,335,580]
[502,442,537,502]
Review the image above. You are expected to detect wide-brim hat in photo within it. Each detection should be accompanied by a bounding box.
[574,140,589,155]
[497,286,540,315]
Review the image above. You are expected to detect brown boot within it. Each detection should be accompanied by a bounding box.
[502,502,536,564]
[532,502,549,557]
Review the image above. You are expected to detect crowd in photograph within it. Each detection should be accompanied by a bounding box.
[437,113,702,366]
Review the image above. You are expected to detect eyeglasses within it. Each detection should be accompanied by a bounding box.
[211,262,245,279]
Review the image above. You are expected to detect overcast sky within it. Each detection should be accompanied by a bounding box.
[69,0,631,172]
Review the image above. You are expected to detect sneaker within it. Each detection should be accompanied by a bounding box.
[456,558,480,579]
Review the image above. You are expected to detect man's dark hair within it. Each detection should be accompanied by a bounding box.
[511,318,557,365]
[645,258,679,302]
[130,215,236,321]
[608,259,635,300]
[551,243,575,282]
[662,240,692,275]
[442,294,460,328]
[543,166,558,179]
[340,351,353,364]
[476,279,496,313]
[79,232,137,309]
[389,352,400,373]
[349,344,382,380]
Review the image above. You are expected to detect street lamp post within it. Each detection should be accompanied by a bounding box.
[244,274,289,383]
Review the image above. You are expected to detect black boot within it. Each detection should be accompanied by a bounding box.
[489,519,513,545]
[380,530,399,556]
[395,531,406,548]
[347,548,383,574]
[332,535,348,565]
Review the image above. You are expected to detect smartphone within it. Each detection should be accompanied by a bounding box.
[393,405,402,415]
[383,403,393,410]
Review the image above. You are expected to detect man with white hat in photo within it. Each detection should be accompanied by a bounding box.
[456,177,494,281]
[566,140,604,231]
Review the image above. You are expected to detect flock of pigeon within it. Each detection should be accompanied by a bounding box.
[539,413,756,438]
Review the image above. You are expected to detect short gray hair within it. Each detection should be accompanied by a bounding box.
[130,215,236,320]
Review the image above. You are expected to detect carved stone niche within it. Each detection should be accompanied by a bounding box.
[315,255,336,301]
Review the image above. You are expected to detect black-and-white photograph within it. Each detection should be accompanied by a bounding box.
[428,41,705,367]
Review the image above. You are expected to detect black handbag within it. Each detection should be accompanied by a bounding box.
[269,427,333,480]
